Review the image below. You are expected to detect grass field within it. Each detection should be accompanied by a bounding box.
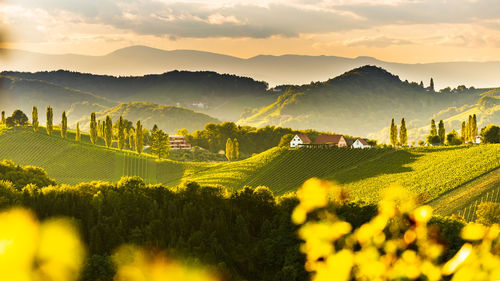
[0,126,499,206]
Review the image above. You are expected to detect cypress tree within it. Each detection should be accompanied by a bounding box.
[390,118,398,146]
[46,106,53,135]
[135,121,143,154]
[430,119,437,136]
[32,106,39,131]
[104,115,113,148]
[226,138,233,161]
[75,122,81,142]
[468,115,473,142]
[1,111,5,125]
[430,78,435,92]
[472,114,478,140]
[61,111,67,138]
[118,116,125,150]
[97,120,102,137]
[419,81,424,88]
[90,113,98,145]
[399,118,407,146]
[438,120,445,144]
[461,121,466,142]
[129,128,135,150]
[233,138,239,160]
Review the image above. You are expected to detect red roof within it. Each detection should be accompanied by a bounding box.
[297,133,311,143]
[314,134,345,144]
[358,138,369,145]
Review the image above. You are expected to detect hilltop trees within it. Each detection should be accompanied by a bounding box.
[233,138,240,160]
[135,121,143,154]
[390,118,398,146]
[429,78,435,92]
[480,125,500,144]
[461,121,466,142]
[446,130,462,145]
[438,120,445,143]
[128,128,134,150]
[61,111,68,138]
[76,123,81,142]
[104,116,113,148]
[226,138,234,161]
[472,114,478,140]
[6,110,29,127]
[46,106,53,135]
[90,113,98,145]
[426,119,440,145]
[151,129,170,159]
[117,116,125,150]
[32,106,38,131]
[399,118,407,146]
[1,111,5,125]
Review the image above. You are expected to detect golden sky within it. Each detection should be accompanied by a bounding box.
[1,0,500,63]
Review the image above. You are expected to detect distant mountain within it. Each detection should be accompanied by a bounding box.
[238,65,488,138]
[2,70,273,121]
[76,102,221,134]
[3,46,500,89]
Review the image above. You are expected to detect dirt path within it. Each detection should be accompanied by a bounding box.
[428,168,500,216]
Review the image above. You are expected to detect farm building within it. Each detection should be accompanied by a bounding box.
[314,134,348,147]
[290,134,311,148]
[352,138,372,149]
[169,135,191,150]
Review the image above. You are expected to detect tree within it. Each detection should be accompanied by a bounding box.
[278,134,295,147]
[61,111,68,138]
[152,124,159,133]
[472,114,478,139]
[426,135,441,145]
[399,118,407,146]
[104,115,113,148]
[480,124,500,144]
[467,115,473,142]
[1,111,5,125]
[75,122,81,142]
[6,110,29,127]
[32,106,38,131]
[135,121,143,154]
[390,118,398,146]
[90,113,98,145]
[429,78,434,92]
[417,140,425,147]
[177,128,189,136]
[419,81,424,88]
[438,120,445,144]
[430,119,437,136]
[128,128,135,150]
[446,130,461,146]
[117,116,125,150]
[461,121,466,142]
[226,138,234,161]
[233,138,239,160]
[151,129,169,159]
[46,106,53,135]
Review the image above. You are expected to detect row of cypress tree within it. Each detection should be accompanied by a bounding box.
[389,118,408,147]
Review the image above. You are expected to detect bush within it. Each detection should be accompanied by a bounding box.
[476,202,500,225]
[480,124,500,143]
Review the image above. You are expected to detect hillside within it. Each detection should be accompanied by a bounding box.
[2,70,274,121]
[76,102,221,133]
[0,127,498,205]
[3,46,500,89]
[238,65,484,138]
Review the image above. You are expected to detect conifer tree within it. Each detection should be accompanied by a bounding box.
[419,81,424,88]
[104,115,113,148]
[233,138,239,160]
[90,112,98,145]
[46,106,53,135]
[129,128,135,150]
[461,121,466,142]
[399,118,408,146]
[1,111,5,125]
[75,122,81,142]
[32,106,38,131]
[97,120,102,137]
[118,116,125,150]
[468,115,473,142]
[390,118,398,146]
[430,78,435,92]
[226,138,233,161]
[61,111,67,138]
[472,114,478,140]
[135,121,143,154]
[438,120,445,143]
[430,119,437,136]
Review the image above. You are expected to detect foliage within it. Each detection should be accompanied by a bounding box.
[46,106,53,135]
[390,118,398,147]
[233,138,240,161]
[399,118,407,146]
[438,120,445,143]
[76,122,81,142]
[476,202,500,226]
[1,111,5,125]
[151,129,170,159]
[32,106,38,132]
[135,120,143,154]
[480,124,500,144]
[61,110,68,138]
[104,115,113,148]
[117,115,125,150]
[446,130,462,145]
[6,110,29,127]
[426,135,441,145]
[90,112,98,145]
[279,134,295,147]
[225,138,233,161]
[0,159,56,189]
[293,179,500,281]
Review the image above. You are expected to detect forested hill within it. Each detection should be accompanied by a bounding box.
[2,70,275,121]
[239,65,486,137]
[76,102,221,133]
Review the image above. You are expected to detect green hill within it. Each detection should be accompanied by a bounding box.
[76,102,221,133]
[0,127,498,206]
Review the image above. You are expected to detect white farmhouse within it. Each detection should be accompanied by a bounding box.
[352,138,372,149]
[290,134,311,148]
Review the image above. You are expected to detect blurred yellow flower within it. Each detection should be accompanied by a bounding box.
[461,223,487,241]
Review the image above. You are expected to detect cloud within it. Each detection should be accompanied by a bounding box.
[343,36,413,48]
[2,0,500,39]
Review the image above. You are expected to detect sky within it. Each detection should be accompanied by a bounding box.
[1,0,500,63]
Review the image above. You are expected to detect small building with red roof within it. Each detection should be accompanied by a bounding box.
[290,134,311,148]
